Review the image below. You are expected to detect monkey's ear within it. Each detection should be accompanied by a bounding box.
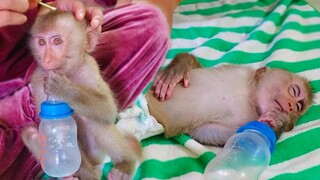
[86,27,99,53]
[255,67,268,78]
[256,67,268,75]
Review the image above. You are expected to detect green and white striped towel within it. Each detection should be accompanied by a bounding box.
[102,0,320,179]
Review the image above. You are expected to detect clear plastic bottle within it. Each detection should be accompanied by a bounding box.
[39,98,81,177]
[204,121,276,180]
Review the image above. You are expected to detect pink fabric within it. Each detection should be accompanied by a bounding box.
[95,3,169,110]
[0,3,168,179]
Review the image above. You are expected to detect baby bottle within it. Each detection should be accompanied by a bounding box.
[38,97,81,177]
[204,121,276,180]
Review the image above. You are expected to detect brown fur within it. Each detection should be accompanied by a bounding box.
[23,11,141,179]
[147,53,314,146]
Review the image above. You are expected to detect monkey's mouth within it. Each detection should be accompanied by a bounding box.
[275,100,284,112]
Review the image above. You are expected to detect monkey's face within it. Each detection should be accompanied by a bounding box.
[30,11,88,73]
[255,69,313,130]
[32,32,67,71]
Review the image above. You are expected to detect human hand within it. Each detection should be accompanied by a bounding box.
[55,0,103,32]
[0,0,40,27]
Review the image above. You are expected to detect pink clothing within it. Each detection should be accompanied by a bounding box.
[0,2,168,179]
[95,4,168,110]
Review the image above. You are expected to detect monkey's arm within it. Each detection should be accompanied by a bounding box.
[30,68,50,111]
[151,53,201,101]
[44,72,117,124]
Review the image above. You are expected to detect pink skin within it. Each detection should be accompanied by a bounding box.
[0,0,40,27]
[34,34,65,71]
[152,70,190,101]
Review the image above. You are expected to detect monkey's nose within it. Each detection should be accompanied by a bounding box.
[288,101,298,113]
[44,58,52,64]
[288,102,293,112]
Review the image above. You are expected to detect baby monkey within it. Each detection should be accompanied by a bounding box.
[147,53,314,146]
[22,11,140,179]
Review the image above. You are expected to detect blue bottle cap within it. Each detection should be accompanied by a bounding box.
[39,100,74,119]
[236,121,276,153]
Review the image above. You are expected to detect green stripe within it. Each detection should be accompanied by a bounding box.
[174,134,193,145]
[266,58,320,73]
[225,9,266,18]
[296,105,320,125]
[178,0,309,19]
[293,0,308,6]
[270,127,320,165]
[225,7,320,19]
[310,80,320,92]
[169,22,320,61]
[180,1,276,16]
[179,0,218,5]
[141,134,180,147]
[196,39,320,67]
[134,152,214,179]
[200,38,237,52]
[171,21,320,45]
[286,8,320,18]
[171,26,254,39]
[269,164,320,180]
[173,8,320,40]
[249,22,320,44]
[101,162,113,180]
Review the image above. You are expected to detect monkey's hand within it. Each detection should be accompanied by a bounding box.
[44,72,74,100]
[258,109,290,132]
[152,68,190,101]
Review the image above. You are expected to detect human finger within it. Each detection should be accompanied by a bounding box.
[85,6,103,30]
[0,0,29,13]
[56,0,85,20]
[0,11,27,27]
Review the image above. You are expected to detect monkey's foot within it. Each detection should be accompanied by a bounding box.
[108,169,131,180]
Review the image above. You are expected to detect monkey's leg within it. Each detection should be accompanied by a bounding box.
[77,118,140,178]
[74,149,100,180]
[152,53,201,101]
[97,125,139,173]
[189,123,234,146]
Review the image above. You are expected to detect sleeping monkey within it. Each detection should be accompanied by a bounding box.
[147,53,314,146]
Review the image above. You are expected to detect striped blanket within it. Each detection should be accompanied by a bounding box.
[104,0,320,179]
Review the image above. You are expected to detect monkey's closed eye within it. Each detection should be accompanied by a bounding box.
[53,38,63,45]
[289,85,300,97]
[296,101,303,112]
[39,39,46,46]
